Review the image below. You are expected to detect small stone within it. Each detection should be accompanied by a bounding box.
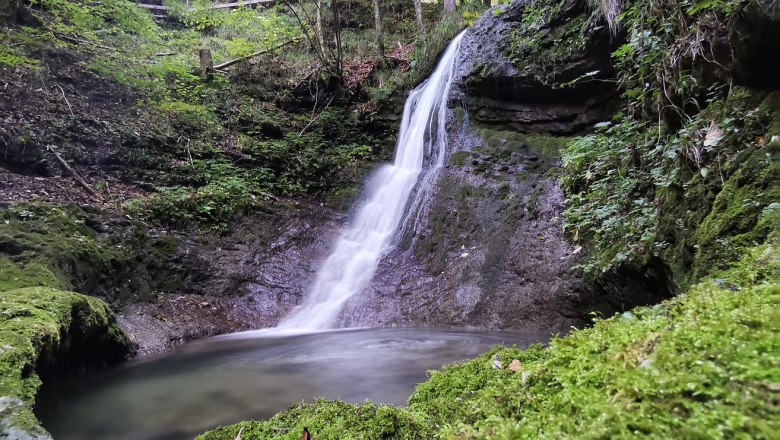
[639,359,652,369]
[492,354,502,369]
[508,359,522,372]
[200,301,210,307]
[521,371,531,384]
[460,252,469,258]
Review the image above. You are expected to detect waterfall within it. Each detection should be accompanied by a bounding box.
[277,31,466,331]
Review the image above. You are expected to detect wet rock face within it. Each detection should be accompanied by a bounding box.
[452,0,621,134]
[116,203,344,354]
[340,127,593,334]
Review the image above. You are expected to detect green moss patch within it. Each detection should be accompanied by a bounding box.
[0,203,131,294]
[0,258,63,292]
[411,249,777,439]
[197,400,429,440]
[0,287,129,436]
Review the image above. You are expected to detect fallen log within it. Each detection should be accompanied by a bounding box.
[213,39,299,70]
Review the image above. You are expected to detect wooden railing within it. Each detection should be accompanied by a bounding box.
[136,0,275,13]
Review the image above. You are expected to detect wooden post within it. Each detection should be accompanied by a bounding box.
[199,48,213,81]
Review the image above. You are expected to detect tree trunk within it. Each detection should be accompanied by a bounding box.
[315,0,326,60]
[444,0,456,14]
[373,0,384,57]
[199,48,213,80]
[413,0,425,35]
[331,0,344,78]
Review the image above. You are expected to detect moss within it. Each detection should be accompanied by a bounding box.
[196,400,430,440]
[691,147,780,280]
[0,203,131,293]
[0,258,63,292]
[450,151,471,166]
[475,126,569,160]
[0,287,129,436]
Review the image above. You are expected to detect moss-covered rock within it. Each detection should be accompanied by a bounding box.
[0,287,129,438]
[197,400,429,440]
[452,0,620,133]
[691,145,779,280]
[411,256,777,439]
[0,203,130,293]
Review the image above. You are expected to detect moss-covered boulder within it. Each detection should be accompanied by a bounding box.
[0,287,129,438]
[196,400,430,440]
[452,0,621,134]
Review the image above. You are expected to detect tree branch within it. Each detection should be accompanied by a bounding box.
[46,145,103,201]
[213,39,300,70]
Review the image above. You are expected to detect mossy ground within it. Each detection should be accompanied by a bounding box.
[0,287,128,436]
[198,245,777,439]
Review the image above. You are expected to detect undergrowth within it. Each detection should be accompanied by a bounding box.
[560,0,778,282]
[1,0,441,231]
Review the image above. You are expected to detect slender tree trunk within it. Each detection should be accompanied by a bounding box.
[331,0,344,78]
[413,0,425,35]
[373,0,384,57]
[444,0,456,14]
[315,0,326,60]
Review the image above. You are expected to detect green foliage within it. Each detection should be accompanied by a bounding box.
[612,0,749,119]
[0,287,128,436]
[157,100,222,134]
[563,84,775,278]
[409,14,463,84]
[367,12,463,108]
[506,0,591,78]
[32,0,158,39]
[140,178,266,230]
[562,119,658,273]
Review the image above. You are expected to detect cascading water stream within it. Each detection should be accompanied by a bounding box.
[277,31,466,331]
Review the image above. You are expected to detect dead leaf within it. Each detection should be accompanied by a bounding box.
[508,359,522,372]
[703,122,724,147]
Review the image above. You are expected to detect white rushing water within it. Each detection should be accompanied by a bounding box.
[277,31,466,331]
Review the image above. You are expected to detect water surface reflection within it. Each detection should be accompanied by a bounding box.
[39,327,546,440]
